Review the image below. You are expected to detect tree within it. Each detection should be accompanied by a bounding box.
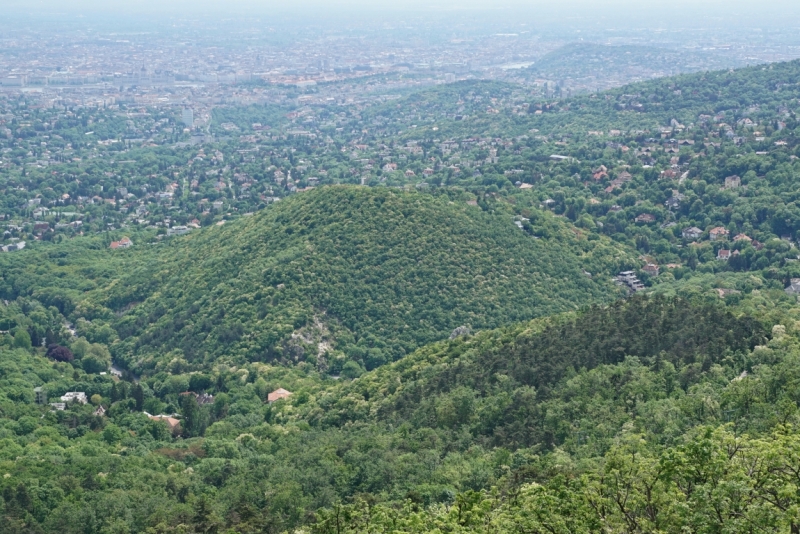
[341,360,364,380]
[70,337,91,359]
[13,329,31,350]
[102,424,124,444]
[81,344,111,374]
[15,482,31,513]
[132,384,144,411]
[46,344,74,362]
[189,374,213,392]
[110,382,122,403]
[192,495,222,534]
[180,394,205,437]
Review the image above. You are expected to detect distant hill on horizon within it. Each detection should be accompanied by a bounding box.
[526,42,748,92]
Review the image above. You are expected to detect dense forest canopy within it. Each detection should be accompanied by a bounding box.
[1,186,631,377]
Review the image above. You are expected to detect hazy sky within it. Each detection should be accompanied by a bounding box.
[5,0,800,17]
[3,0,800,34]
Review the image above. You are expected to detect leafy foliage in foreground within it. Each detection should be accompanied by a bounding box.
[2,296,794,534]
[312,425,800,534]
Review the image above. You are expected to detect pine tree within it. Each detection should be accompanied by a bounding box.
[180,394,203,437]
[192,495,221,534]
[132,384,144,411]
[110,383,120,403]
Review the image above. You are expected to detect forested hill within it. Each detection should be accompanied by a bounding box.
[525,58,800,132]
[527,42,745,85]
[304,296,769,446]
[361,58,800,138]
[7,186,629,376]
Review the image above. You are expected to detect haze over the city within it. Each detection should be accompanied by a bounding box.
[2,0,800,95]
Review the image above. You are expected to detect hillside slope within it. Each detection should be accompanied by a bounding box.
[304,296,768,446]
[69,186,628,374]
[527,42,744,86]
[363,59,800,139]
